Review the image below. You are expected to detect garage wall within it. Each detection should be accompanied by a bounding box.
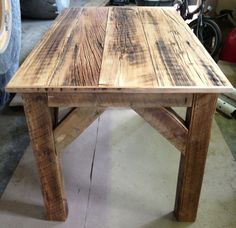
[204,0,236,13]
[217,0,236,12]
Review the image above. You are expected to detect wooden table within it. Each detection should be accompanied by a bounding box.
[7,7,233,222]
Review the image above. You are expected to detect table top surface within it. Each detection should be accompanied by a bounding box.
[7,7,233,94]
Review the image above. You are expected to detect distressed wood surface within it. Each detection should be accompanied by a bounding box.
[133,107,188,154]
[50,107,59,128]
[48,93,193,107]
[174,94,218,221]
[6,7,232,93]
[22,94,68,221]
[99,7,157,88]
[54,107,104,153]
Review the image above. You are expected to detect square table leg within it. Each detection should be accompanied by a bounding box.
[22,94,68,221]
[174,94,218,222]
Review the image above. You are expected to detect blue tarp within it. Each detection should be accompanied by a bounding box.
[0,0,21,106]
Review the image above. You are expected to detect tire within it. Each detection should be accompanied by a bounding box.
[189,18,222,58]
[0,0,21,106]
[20,0,70,19]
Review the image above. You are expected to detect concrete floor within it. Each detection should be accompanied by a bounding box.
[0,0,236,227]
[0,109,236,228]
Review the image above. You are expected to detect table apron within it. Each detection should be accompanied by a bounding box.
[47,93,193,107]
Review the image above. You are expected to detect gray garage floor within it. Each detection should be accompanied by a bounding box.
[0,109,236,228]
[0,1,236,227]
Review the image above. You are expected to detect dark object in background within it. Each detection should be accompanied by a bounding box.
[110,0,173,6]
[109,0,130,6]
[189,18,222,58]
[220,28,236,63]
[175,0,222,58]
[136,0,173,6]
[20,0,70,19]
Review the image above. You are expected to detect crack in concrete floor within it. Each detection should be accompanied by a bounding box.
[84,116,101,228]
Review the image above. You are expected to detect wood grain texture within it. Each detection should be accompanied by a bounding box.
[22,94,68,221]
[174,94,218,222]
[50,107,59,128]
[48,93,193,107]
[49,7,109,87]
[54,107,104,153]
[7,7,109,91]
[99,7,157,88]
[138,8,229,88]
[133,107,188,153]
[6,7,233,93]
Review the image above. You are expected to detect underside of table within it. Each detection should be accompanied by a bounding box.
[22,92,217,222]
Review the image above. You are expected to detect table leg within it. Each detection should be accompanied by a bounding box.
[23,94,68,221]
[174,94,217,222]
[50,107,59,128]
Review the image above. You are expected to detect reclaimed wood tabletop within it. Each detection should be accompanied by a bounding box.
[6,7,233,93]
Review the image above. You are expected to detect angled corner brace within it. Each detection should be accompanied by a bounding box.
[54,107,105,153]
[133,107,188,154]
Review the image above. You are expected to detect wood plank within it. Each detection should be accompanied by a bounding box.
[174,94,218,221]
[49,7,109,87]
[22,94,68,221]
[48,93,193,107]
[138,7,231,88]
[133,107,188,153]
[54,107,104,153]
[99,7,157,88]
[7,9,82,88]
[7,7,109,90]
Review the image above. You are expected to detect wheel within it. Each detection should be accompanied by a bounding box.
[189,18,222,58]
[0,0,21,106]
[20,0,70,19]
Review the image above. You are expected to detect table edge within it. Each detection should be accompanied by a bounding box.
[6,85,234,94]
